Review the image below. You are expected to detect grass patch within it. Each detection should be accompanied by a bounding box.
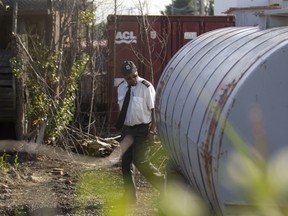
[74,168,124,214]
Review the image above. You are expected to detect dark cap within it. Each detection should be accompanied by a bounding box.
[121,61,137,76]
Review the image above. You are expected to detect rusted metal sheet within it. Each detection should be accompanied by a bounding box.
[106,15,235,129]
[156,26,288,214]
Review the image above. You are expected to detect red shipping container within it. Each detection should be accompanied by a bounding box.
[106,15,235,130]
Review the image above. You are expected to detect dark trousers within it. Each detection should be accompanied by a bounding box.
[121,124,163,199]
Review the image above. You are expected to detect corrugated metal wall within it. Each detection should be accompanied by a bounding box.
[0,50,15,122]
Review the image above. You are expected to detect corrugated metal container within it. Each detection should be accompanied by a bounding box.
[106,15,235,129]
[156,26,288,214]
[107,15,235,86]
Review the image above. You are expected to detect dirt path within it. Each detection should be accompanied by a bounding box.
[0,140,160,216]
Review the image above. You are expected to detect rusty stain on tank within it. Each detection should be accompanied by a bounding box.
[201,80,237,201]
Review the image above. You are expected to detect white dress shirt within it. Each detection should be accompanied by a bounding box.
[118,77,155,126]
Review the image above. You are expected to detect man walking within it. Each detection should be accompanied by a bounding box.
[116,60,164,204]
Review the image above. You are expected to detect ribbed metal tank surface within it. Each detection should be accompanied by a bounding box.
[156,26,288,214]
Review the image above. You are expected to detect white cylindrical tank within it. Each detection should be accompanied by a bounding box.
[156,26,288,214]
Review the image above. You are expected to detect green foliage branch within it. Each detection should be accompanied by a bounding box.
[80,10,96,26]
[11,39,89,143]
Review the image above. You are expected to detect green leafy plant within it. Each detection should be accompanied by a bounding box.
[0,154,8,172]
[11,38,89,143]
[80,10,96,26]
[13,153,20,169]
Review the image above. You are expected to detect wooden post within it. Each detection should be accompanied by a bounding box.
[12,0,18,34]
